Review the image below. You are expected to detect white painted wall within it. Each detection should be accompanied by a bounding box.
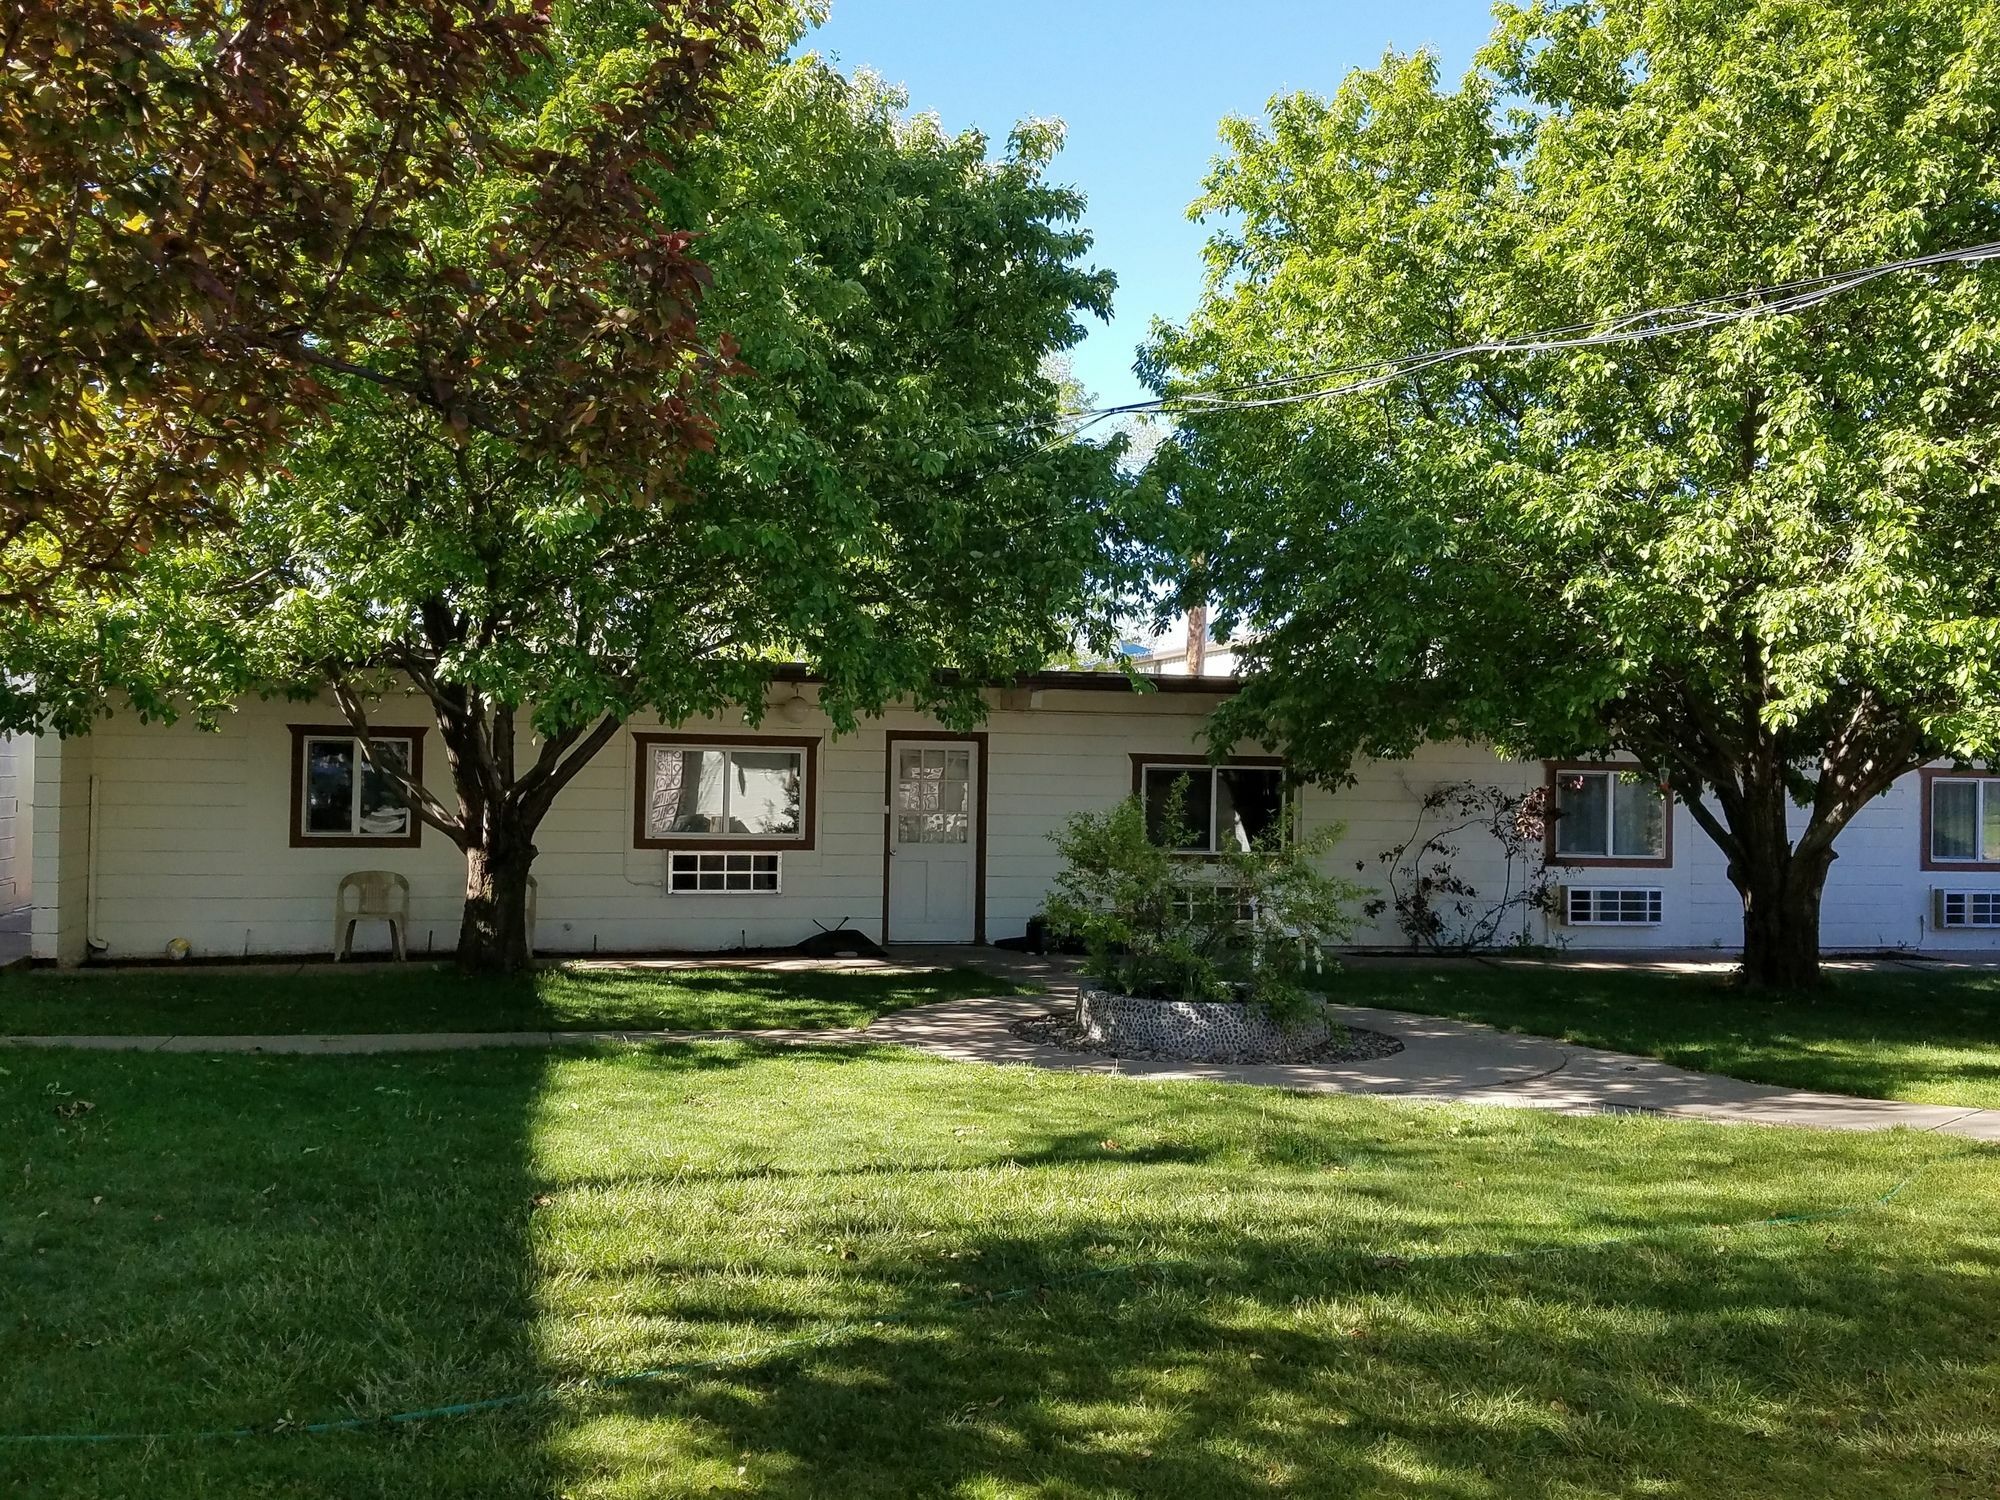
[29,733,90,963]
[28,688,2000,961]
[31,686,1258,960]
[1308,742,2000,954]
[0,732,29,911]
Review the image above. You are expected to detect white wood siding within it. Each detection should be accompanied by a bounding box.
[34,688,1255,960]
[1306,742,2000,954]
[28,691,2000,960]
[29,733,90,963]
[0,732,28,912]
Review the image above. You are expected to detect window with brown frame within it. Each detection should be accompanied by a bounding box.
[1923,769,2000,871]
[632,734,818,850]
[1546,763,1671,868]
[288,726,424,849]
[1130,755,1289,853]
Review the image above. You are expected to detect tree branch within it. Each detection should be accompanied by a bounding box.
[520,712,625,826]
[331,678,468,842]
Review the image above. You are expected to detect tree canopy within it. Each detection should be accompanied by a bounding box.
[1142,0,2000,985]
[14,17,1131,973]
[0,0,750,609]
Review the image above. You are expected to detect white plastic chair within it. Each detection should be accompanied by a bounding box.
[334,871,411,961]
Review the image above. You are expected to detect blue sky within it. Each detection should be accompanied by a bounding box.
[806,1,1497,409]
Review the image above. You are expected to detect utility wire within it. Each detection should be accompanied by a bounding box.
[1012,239,2000,437]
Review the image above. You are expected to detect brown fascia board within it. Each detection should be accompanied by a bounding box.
[765,663,1243,696]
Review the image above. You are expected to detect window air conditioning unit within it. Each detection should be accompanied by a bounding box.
[1933,889,2000,929]
[1559,887,1664,927]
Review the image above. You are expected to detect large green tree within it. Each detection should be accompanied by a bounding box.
[20,26,1128,975]
[1144,0,2000,987]
[0,0,747,608]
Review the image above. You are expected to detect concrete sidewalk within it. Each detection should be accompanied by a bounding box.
[4,986,1996,1139]
[868,995,2000,1139]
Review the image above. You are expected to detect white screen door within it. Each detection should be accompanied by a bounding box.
[887,740,978,942]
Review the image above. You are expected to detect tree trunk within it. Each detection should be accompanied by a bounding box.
[456,832,538,978]
[339,647,628,982]
[1736,860,1827,989]
[1726,775,1833,990]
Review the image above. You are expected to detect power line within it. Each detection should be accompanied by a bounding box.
[1019,239,2000,437]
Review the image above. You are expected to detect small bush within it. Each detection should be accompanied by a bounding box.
[1039,780,1368,1022]
[1364,781,1555,951]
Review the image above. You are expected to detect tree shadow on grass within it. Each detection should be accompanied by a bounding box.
[0,1047,562,1498]
[546,1189,2000,1499]
[1342,963,2000,1106]
[0,961,1015,1036]
[9,1042,1994,1498]
[517,1064,1998,1500]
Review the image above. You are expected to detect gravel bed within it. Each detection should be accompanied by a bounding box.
[1012,1010,1405,1066]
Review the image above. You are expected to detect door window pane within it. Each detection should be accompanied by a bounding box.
[1555,772,1609,857]
[1142,767,1212,851]
[1933,779,1980,860]
[895,744,971,843]
[1609,775,1666,858]
[304,738,355,833]
[1217,768,1286,851]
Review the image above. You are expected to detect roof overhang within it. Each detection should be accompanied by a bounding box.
[767,664,1242,697]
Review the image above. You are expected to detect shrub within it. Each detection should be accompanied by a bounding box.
[1363,781,1555,951]
[1039,780,1368,1021]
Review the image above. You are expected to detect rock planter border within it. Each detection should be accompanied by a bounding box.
[1074,988,1329,1062]
[1025,987,1403,1066]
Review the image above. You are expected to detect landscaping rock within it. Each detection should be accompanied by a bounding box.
[1015,989,1405,1065]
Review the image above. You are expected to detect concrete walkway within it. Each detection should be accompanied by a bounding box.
[869,994,2000,1139]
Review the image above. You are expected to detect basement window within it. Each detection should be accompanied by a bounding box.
[668,852,781,894]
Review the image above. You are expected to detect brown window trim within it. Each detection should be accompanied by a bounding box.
[1130,753,1291,856]
[288,724,427,850]
[1544,761,1673,870]
[881,731,989,944]
[632,732,819,851]
[1919,767,2000,872]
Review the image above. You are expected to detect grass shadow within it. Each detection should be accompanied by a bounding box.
[0,1047,560,1496]
[0,960,1025,1037]
[5,1041,1995,1497]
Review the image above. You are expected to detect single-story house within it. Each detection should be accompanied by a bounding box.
[11,671,2000,964]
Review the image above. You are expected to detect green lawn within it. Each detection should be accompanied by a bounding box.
[1331,960,2000,1109]
[0,961,1026,1036]
[3,1042,1996,1497]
